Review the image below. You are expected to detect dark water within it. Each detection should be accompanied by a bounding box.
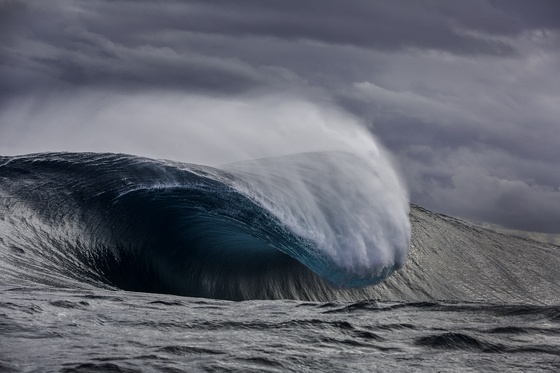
[2,287,560,372]
[1,152,559,372]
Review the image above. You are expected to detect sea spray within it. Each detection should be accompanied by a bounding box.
[224,152,410,286]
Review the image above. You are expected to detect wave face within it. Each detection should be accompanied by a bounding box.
[0,152,410,300]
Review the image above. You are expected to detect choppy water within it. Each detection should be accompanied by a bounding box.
[2,286,560,372]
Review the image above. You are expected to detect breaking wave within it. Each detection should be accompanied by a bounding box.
[0,151,410,300]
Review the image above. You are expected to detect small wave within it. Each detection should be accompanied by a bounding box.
[415,332,503,353]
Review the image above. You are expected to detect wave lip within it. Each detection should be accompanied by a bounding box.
[222,151,411,287]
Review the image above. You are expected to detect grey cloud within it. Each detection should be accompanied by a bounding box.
[394,145,560,233]
[1,0,559,234]
[34,44,263,94]
[0,0,26,39]
[489,0,560,31]
[76,0,518,55]
[3,0,557,96]
[0,1,269,96]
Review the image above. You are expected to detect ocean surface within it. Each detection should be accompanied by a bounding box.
[1,152,559,372]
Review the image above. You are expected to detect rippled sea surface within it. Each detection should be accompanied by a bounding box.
[2,286,560,373]
[2,153,560,372]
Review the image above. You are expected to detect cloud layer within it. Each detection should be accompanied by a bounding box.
[1,0,559,233]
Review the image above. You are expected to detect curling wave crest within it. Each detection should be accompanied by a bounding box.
[0,151,410,300]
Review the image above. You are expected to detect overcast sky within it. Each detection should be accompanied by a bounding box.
[1,0,559,234]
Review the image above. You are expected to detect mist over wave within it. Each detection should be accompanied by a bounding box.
[0,92,393,165]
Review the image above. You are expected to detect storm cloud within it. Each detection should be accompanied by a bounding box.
[1,0,559,234]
